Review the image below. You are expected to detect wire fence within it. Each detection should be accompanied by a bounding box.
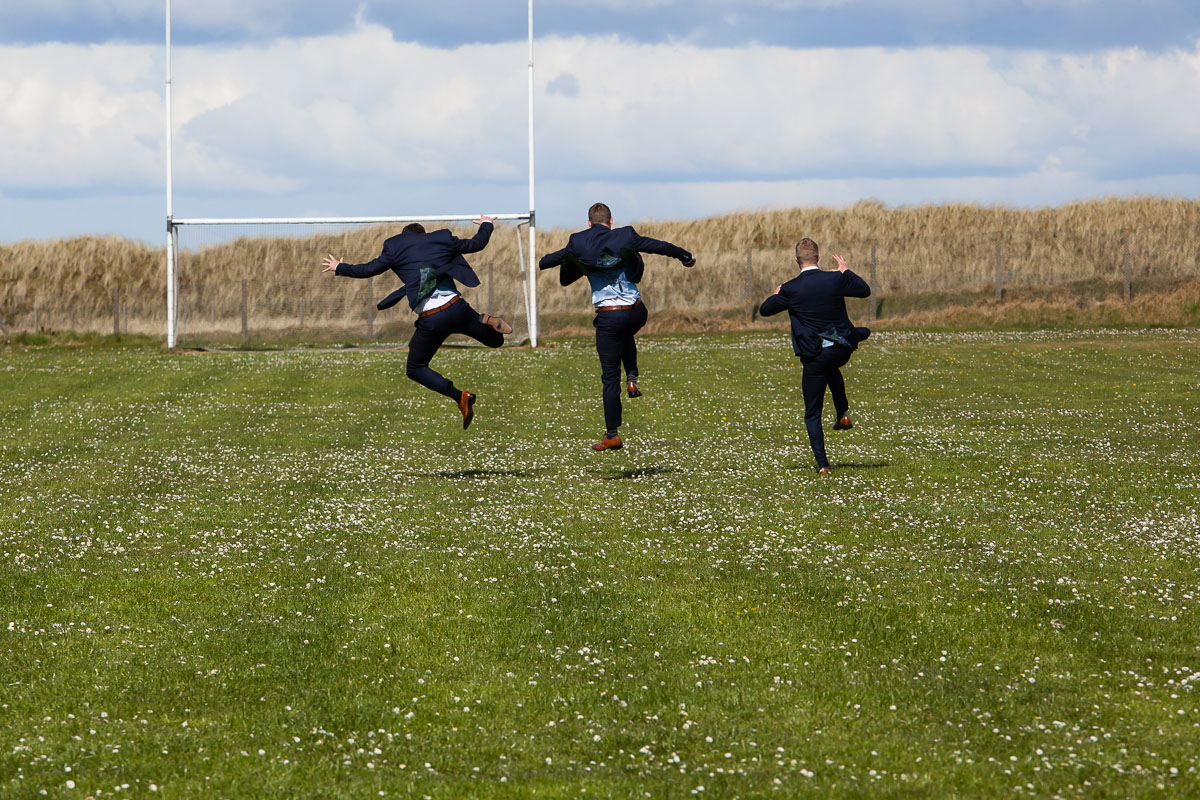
[2,223,1197,343]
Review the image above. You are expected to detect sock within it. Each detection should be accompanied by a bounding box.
[606,429,619,439]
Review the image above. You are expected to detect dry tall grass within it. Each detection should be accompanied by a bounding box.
[2,197,1197,339]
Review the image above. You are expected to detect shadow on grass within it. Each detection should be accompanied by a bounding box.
[418,469,535,480]
[597,466,682,480]
[785,462,891,472]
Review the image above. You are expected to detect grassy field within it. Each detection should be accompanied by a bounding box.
[2,330,1199,798]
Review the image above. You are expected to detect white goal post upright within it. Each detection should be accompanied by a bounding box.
[164,1,539,348]
[164,0,176,348]
[526,0,538,348]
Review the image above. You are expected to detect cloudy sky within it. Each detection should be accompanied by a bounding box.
[2,0,1199,243]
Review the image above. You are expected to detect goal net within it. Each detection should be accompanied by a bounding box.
[170,217,535,347]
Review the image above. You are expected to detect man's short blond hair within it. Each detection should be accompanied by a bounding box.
[795,238,819,265]
[588,203,612,225]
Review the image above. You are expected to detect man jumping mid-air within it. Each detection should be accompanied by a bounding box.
[322,215,512,430]
[539,203,695,451]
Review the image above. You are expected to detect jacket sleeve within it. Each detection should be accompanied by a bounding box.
[839,269,871,298]
[630,230,692,263]
[450,221,494,254]
[759,291,788,317]
[539,246,567,270]
[336,251,392,279]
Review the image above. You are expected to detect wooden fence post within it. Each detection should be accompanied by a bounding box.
[33,303,39,332]
[113,288,120,335]
[869,241,878,321]
[299,299,305,328]
[241,280,248,337]
[994,238,1004,301]
[1123,229,1132,306]
[210,300,216,332]
[366,276,375,338]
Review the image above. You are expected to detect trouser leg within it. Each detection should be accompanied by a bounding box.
[827,366,849,418]
[621,336,638,380]
[826,345,853,418]
[406,317,459,401]
[454,300,504,348]
[594,314,625,434]
[620,303,647,378]
[800,357,830,470]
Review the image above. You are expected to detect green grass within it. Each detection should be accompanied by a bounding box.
[2,329,1199,798]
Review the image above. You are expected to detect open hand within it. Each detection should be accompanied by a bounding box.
[832,254,849,272]
[773,284,783,295]
[474,215,497,225]
[322,254,343,273]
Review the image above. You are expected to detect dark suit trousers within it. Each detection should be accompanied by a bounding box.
[800,344,852,469]
[406,298,503,400]
[593,302,648,432]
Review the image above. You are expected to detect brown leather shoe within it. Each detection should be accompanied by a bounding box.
[458,391,476,430]
[818,466,832,475]
[833,415,853,430]
[591,434,623,451]
[627,380,642,398]
[482,314,513,335]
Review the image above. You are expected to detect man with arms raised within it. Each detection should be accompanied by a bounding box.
[322,216,512,430]
[539,203,695,451]
[759,238,871,474]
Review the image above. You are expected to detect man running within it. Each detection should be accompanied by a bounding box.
[759,237,871,473]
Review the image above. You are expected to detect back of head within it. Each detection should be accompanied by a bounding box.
[403,222,426,235]
[795,238,819,266]
[588,203,612,226]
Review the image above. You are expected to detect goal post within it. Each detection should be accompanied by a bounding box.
[164,0,539,348]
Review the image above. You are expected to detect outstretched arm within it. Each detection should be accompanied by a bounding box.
[450,215,496,254]
[631,231,696,267]
[322,253,391,279]
[831,255,870,298]
[759,284,788,317]
[539,246,567,270]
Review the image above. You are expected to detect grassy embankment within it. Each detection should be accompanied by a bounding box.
[1,196,1198,341]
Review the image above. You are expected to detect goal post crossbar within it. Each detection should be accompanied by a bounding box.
[171,214,532,226]
[165,0,539,349]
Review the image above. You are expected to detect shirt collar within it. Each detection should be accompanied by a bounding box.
[800,265,820,273]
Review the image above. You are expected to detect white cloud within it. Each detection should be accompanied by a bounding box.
[1,25,1199,241]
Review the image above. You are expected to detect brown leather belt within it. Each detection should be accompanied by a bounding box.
[596,300,643,312]
[417,294,461,318]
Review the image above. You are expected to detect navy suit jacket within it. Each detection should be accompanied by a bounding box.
[335,222,493,311]
[538,225,692,287]
[759,268,871,358]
